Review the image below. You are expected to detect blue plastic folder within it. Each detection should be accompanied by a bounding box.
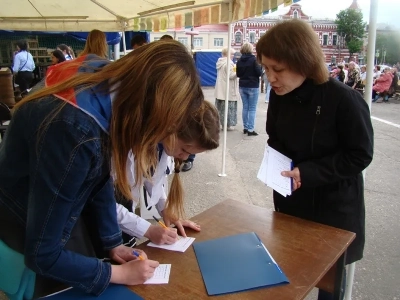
[42,284,143,299]
[193,232,289,295]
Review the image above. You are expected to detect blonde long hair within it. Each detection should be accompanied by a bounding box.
[163,101,220,221]
[15,41,204,206]
[79,29,108,58]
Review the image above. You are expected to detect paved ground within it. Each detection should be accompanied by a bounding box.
[1,88,399,299]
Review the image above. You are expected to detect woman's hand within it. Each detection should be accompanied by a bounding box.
[281,167,302,192]
[144,224,178,245]
[110,259,159,285]
[109,245,147,264]
[164,218,201,237]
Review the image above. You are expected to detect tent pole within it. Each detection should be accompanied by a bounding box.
[122,28,127,55]
[345,1,378,299]
[218,0,233,177]
[363,0,378,110]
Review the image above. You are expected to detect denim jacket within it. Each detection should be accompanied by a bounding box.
[0,96,122,295]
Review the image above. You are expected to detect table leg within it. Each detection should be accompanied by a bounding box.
[333,251,347,300]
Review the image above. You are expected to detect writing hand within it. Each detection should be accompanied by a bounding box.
[144,224,177,245]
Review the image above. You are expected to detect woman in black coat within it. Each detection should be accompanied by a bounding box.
[256,20,374,300]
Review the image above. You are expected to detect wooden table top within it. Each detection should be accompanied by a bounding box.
[131,199,355,300]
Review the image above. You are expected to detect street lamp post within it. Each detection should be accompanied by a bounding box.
[383,48,387,64]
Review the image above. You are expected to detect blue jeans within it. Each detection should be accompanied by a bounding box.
[239,87,259,132]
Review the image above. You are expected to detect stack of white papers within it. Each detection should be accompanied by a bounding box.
[147,237,195,252]
[257,145,293,197]
[144,264,171,284]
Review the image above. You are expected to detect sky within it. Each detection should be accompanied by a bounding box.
[269,0,400,29]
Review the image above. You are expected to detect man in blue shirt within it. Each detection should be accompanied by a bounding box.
[12,39,35,92]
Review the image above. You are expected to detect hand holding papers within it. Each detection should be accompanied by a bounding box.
[257,145,293,197]
[147,237,195,252]
[144,264,171,284]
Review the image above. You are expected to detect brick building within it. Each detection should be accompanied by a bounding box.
[232,3,359,64]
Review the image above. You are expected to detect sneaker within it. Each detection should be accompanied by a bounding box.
[247,131,258,136]
[243,129,248,134]
[182,161,193,172]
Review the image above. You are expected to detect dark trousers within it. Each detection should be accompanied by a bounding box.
[15,71,33,92]
[185,154,196,163]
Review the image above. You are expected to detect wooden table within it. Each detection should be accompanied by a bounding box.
[132,199,355,300]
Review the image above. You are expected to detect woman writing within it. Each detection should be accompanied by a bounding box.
[0,41,205,296]
[256,19,373,299]
[117,101,220,246]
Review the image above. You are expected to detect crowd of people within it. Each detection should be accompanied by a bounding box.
[0,20,379,300]
[328,61,399,102]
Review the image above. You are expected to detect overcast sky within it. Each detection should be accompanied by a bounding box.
[269,0,400,28]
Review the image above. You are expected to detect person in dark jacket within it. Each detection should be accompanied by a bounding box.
[256,19,374,300]
[236,42,263,136]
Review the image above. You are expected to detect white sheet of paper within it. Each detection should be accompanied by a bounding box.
[147,237,195,252]
[257,144,269,184]
[144,264,171,284]
[257,146,292,197]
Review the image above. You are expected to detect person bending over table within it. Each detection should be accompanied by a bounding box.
[256,19,373,300]
[0,41,204,297]
[116,101,220,247]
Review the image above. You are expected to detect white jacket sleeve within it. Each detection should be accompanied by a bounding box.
[116,203,151,238]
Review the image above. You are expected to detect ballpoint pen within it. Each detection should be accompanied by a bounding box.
[153,216,180,240]
[132,250,145,260]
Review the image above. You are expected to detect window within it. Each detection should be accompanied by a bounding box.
[153,37,160,41]
[331,56,337,64]
[249,32,256,43]
[332,35,337,46]
[214,38,223,47]
[235,32,242,43]
[323,34,328,46]
[260,30,266,37]
[293,11,298,19]
[178,37,188,45]
[193,37,203,47]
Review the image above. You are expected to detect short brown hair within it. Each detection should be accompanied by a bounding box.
[256,19,329,84]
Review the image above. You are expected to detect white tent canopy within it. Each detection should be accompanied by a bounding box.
[0,0,288,32]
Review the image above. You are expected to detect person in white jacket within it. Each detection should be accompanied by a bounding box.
[214,48,240,130]
[116,101,220,246]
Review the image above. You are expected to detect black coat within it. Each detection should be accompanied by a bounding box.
[236,54,263,88]
[266,78,374,264]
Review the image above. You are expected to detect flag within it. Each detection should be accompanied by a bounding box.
[293,0,301,3]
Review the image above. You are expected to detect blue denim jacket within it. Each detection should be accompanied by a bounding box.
[0,96,122,295]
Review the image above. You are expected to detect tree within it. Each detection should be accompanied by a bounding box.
[347,39,363,59]
[375,31,400,65]
[335,8,366,60]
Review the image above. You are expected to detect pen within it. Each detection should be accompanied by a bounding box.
[132,250,145,260]
[153,216,180,240]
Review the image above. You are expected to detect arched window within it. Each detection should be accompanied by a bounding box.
[249,32,256,43]
[235,32,242,43]
[293,11,298,19]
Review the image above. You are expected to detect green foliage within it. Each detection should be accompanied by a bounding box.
[335,8,366,46]
[347,39,363,57]
[375,32,400,65]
